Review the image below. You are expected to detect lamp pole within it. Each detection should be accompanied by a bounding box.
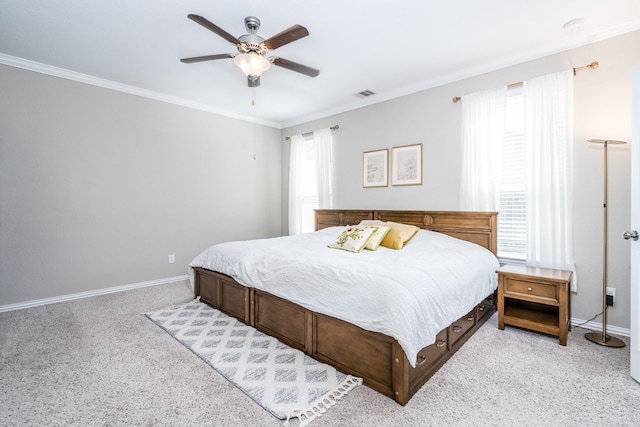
[584,138,626,348]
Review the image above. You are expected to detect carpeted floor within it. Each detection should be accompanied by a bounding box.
[1,280,639,426]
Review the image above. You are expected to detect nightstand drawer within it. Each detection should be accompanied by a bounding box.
[503,277,558,304]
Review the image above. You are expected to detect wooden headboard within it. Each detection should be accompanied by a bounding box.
[315,209,498,255]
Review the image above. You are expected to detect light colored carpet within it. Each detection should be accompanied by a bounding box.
[1,280,638,426]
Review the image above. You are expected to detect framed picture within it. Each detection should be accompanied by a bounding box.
[363,149,388,187]
[391,144,422,186]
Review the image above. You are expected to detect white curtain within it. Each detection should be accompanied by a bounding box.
[313,128,334,209]
[460,71,576,290]
[288,134,305,235]
[460,87,508,211]
[288,128,334,236]
[523,70,576,290]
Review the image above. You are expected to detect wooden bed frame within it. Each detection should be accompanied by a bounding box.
[193,209,498,405]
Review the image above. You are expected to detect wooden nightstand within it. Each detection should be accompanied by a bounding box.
[497,265,572,345]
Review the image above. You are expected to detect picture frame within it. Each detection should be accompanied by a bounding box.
[363,149,389,187]
[391,144,422,186]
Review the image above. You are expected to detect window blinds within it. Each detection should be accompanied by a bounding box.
[498,85,527,259]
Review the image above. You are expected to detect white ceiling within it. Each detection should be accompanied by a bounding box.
[1,0,639,128]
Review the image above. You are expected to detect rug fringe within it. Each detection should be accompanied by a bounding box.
[282,375,363,427]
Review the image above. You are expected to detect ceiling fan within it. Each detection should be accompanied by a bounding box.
[180,14,320,87]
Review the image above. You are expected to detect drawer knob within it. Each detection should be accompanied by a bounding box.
[436,339,446,348]
[453,325,462,333]
[527,287,533,292]
[479,305,485,311]
[467,316,474,322]
[417,355,428,366]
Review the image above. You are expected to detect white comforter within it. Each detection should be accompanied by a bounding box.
[188,227,499,367]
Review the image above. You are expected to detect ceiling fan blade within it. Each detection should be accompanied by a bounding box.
[264,25,309,50]
[180,54,233,63]
[272,57,320,77]
[188,14,240,45]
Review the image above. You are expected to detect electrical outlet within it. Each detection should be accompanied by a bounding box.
[606,286,616,303]
[168,254,175,264]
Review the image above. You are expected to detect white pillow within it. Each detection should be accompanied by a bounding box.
[328,226,377,253]
[362,225,391,251]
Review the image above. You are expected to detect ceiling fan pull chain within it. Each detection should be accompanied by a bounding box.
[253,88,257,160]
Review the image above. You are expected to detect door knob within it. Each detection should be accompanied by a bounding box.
[623,230,639,241]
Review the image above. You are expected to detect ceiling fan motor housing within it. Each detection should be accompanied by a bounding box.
[237,36,269,55]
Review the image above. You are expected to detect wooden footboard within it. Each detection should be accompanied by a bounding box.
[193,209,498,405]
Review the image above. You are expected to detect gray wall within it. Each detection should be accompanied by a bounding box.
[282,30,640,331]
[0,65,282,306]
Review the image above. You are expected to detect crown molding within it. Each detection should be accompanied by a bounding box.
[281,22,640,128]
[0,53,280,128]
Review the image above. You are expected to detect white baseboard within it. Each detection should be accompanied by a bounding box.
[0,275,190,313]
[571,317,630,337]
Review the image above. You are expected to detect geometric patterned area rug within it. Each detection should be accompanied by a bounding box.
[145,300,362,426]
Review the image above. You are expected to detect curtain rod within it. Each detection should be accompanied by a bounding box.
[452,61,599,103]
[285,124,339,141]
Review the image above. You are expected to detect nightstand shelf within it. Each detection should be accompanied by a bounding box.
[503,305,559,332]
[498,265,572,345]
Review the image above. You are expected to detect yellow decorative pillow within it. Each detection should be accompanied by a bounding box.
[362,225,391,251]
[380,222,420,250]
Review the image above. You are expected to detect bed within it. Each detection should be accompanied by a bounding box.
[189,209,499,405]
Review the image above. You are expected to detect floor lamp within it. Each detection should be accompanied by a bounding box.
[584,138,626,348]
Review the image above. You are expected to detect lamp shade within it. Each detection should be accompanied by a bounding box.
[233,53,271,77]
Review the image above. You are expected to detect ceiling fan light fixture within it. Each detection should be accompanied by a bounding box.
[233,52,271,77]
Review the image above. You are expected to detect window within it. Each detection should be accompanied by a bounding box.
[498,85,526,260]
[288,128,334,235]
[461,70,573,278]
